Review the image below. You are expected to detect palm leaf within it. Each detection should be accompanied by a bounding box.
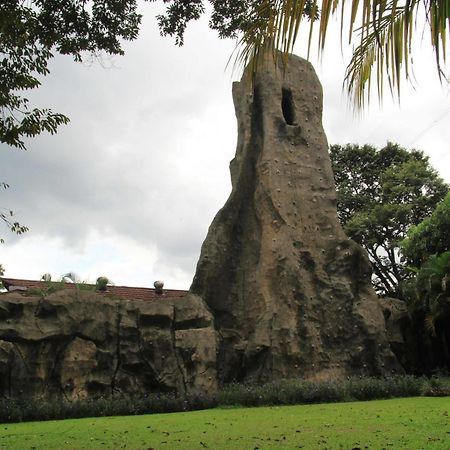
[424,312,437,336]
[234,0,449,108]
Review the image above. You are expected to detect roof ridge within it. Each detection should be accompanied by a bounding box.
[1,277,188,300]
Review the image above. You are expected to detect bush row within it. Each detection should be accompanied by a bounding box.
[1,375,449,424]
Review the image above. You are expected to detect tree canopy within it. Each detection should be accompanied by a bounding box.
[154,0,318,44]
[330,142,448,297]
[401,192,450,267]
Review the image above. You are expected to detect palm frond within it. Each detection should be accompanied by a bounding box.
[429,0,450,78]
[232,0,315,80]
[424,313,437,336]
[333,0,421,107]
[234,0,449,108]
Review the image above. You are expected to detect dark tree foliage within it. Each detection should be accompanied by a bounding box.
[330,142,448,298]
[153,0,318,45]
[399,194,450,373]
[401,192,450,267]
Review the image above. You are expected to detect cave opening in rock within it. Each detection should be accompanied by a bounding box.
[281,88,296,125]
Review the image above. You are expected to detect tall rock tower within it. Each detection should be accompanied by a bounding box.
[190,54,401,383]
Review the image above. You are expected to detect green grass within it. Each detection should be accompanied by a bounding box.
[1,397,449,449]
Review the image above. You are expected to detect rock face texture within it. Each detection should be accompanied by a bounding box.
[0,290,216,400]
[380,298,410,365]
[190,54,402,383]
[380,297,450,374]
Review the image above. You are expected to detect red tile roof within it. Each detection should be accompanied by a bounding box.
[0,278,188,301]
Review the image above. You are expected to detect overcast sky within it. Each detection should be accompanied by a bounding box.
[1,3,449,289]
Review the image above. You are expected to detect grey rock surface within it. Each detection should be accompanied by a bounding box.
[381,298,409,348]
[0,290,216,400]
[190,53,402,382]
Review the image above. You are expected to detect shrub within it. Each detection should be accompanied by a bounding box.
[422,376,450,397]
[0,376,447,424]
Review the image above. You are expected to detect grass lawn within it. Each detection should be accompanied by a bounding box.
[0,397,449,449]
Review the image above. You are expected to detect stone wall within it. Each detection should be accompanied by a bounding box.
[0,290,216,400]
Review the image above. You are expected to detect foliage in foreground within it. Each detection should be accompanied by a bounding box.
[229,0,449,108]
[1,376,448,424]
[156,1,450,107]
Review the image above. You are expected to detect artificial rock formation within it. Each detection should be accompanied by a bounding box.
[0,290,216,400]
[0,54,403,401]
[190,53,402,383]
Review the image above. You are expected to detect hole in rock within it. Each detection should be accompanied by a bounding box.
[281,88,296,125]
